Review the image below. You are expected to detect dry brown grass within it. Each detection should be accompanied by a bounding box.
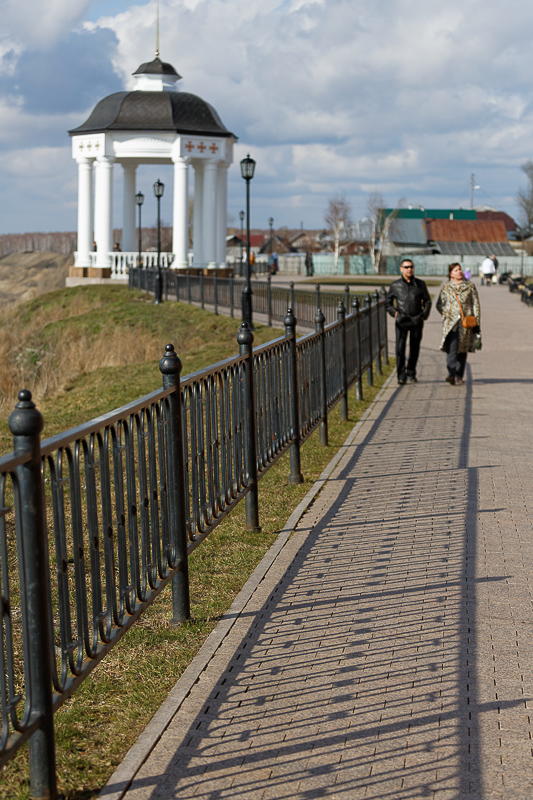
[0,292,163,413]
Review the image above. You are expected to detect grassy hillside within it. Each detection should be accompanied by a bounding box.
[0,250,73,307]
[0,284,282,453]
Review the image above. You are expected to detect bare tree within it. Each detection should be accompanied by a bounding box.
[517,160,533,229]
[325,196,352,274]
[366,192,403,274]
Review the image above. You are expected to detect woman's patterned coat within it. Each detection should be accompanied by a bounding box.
[436,280,481,353]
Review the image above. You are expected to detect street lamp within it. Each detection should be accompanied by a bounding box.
[153,179,164,304]
[135,191,144,268]
[240,154,256,327]
[239,210,245,277]
[269,216,274,254]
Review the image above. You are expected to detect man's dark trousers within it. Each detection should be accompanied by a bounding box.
[395,321,423,380]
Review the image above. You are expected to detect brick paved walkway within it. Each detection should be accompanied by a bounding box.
[102,279,533,799]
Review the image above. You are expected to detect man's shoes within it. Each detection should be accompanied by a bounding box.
[455,377,463,385]
[445,375,455,385]
[398,375,407,385]
[406,376,417,384]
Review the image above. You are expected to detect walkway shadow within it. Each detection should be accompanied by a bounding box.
[107,366,529,799]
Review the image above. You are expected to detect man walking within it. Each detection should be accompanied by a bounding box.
[385,259,432,385]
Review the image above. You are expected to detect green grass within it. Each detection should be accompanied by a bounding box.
[0,285,394,799]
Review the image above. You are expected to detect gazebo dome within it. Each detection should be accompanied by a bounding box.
[70,56,235,138]
[69,91,234,137]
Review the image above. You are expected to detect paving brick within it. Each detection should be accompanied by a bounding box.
[103,282,533,799]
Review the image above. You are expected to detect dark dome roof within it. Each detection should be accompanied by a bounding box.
[133,56,181,79]
[69,91,235,138]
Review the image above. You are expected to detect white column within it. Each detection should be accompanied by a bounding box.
[122,162,136,252]
[76,157,94,268]
[193,161,204,267]
[216,162,228,267]
[202,159,217,269]
[172,156,189,269]
[94,155,115,269]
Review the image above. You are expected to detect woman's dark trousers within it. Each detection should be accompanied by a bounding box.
[395,322,423,379]
[446,328,467,379]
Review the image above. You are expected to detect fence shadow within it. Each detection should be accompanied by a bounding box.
[100,361,533,799]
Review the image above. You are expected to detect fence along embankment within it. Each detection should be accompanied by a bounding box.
[0,288,387,799]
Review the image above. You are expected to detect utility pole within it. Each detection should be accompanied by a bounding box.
[470,174,480,209]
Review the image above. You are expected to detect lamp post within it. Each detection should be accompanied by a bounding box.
[269,216,274,254]
[240,155,256,327]
[153,179,164,304]
[239,210,245,277]
[135,191,144,267]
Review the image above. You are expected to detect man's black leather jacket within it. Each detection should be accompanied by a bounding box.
[385,276,431,328]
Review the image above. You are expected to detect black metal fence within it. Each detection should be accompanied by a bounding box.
[128,266,375,328]
[0,295,387,798]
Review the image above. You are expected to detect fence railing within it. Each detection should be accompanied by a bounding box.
[128,266,380,328]
[0,295,387,798]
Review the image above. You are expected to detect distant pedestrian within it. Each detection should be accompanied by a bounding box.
[480,255,496,286]
[385,259,432,385]
[305,251,314,276]
[113,242,122,252]
[436,263,481,386]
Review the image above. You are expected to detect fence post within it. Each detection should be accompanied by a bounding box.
[315,284,321,313]
[230,274,234,318]
[337,301,348,421]
[8,390,58,800]
[238,323,261,531]
[380,287,389,364]
[284,309,304,484]
[214,271,218,315]
[187,270,191,305]
[373,289,382,376]
[315,308,328,446]
[344,284,350,313]
[201,273,205,309]
[365,293,373,387]
[159,345,191,626]
[351,296,363,401]
[267,274,272,327]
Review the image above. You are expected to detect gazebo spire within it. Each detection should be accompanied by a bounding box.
[155,0,159,58]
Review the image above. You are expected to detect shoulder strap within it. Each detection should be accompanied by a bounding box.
[452,288,466,324]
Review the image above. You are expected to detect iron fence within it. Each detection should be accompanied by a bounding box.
[0,295,387,798]
[128,267,376,328]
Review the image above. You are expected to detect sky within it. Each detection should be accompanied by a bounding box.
[1,0,533,235]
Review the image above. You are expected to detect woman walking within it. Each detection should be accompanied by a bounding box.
[436,263,481,385]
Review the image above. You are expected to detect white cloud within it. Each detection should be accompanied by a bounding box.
[3,0,533,231]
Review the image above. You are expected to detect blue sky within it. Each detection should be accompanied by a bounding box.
[1,0,533,235]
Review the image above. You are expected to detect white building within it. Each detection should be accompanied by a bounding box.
[69,56,237,279]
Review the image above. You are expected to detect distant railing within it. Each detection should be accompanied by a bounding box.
[0,296,387,798]
[129,266,385,329]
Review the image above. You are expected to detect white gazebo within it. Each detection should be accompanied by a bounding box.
[69,56,237,279]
